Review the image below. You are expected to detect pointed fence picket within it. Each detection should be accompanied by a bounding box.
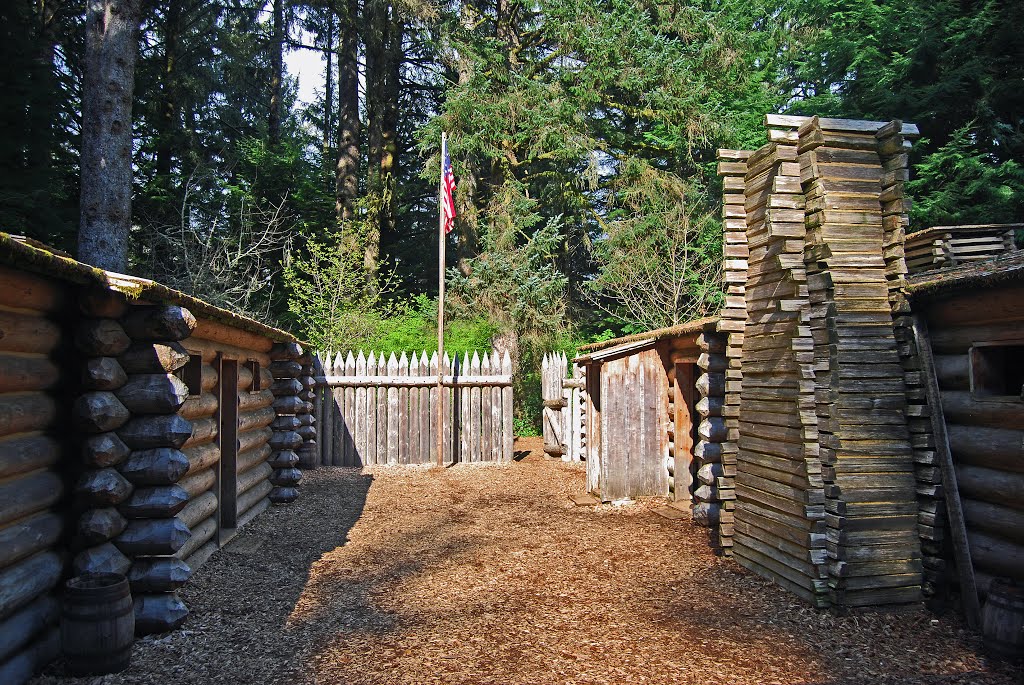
[312,350,514,466]
[541,352,586,462]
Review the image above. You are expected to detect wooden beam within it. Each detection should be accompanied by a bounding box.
[912,313,981,629]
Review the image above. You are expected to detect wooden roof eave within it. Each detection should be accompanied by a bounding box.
[574,337,657,365]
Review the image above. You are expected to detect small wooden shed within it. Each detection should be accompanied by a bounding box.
[906,252,1024,600]
[575,317,726,506]
[0,234,313,684]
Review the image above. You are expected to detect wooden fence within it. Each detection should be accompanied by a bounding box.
[312,350,514,466]
[540,352,585,461]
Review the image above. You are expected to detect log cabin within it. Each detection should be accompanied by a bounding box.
[0,234,312,683]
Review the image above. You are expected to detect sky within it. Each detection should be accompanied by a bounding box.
[285,30,325,107]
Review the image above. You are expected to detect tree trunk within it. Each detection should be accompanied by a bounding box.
[334,0,359,224]
[268,0,284,148]
[78,0,143,273]
[378,15,402,247]
[323,9,334,190]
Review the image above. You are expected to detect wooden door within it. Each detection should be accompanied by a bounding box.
[673,362,696,503]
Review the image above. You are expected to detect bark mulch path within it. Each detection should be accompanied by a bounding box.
[36,437,1021,685]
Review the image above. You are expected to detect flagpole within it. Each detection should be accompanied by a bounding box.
[436,132,447,467]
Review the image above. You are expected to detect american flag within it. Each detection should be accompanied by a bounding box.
[441,137,456,234]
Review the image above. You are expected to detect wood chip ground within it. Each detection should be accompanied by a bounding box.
[34,438,1021,684]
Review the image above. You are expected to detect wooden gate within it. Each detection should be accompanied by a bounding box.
[540,352,585,461]
[312,350,513,466]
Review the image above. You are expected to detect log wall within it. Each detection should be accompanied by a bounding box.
[916,284,1024,596]
[0,266,65,684]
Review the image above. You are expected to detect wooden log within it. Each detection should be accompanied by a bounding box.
[968,530,1024,579]
[0,265,63,312]
[697,353,727,373]
[133,593,188,635]
[0,353,59,393]
[273,396,305,415]
[698,417,728,442]
[697,462,724,486]
[75,508,126,547]
[696,396,724,417]
[271,415,301,431]
[269,430,302,451]
[238,406,275,433]
[73,391,130,433]
[191,317,273,353]
[82,432,131,468]
[239,389,274,412]
[0,310,60,355]
[174,516,215,560]
[0,595,57,663]
[71,543,131,576]
[956,464,1024,510]
[178,467,216,499]
[0,626,58,685]
[0,470,61,527]
[948,425,1024,473]
[182,540,217,574]
[0,434,59,479]
[270,468,301,487]
[78,288,127,318]
[122,305,196,342]
[0,511,61,569]
[74,318,130,356]
[74,468,133,507]
[182,442,219,476]
[117,414,193,449]
[127,558,191,593]
[269,450,299,469]
[119,341,189,374]
[115,374,189,414]
[269,341,303,360]
[237,443,271,475]
[270,360,302,379]
[82,357,128,391]
[269,486,298,504]
[933,354,969,390]
[178,491,218,529]
[297,425,316,441]
[0,392,55,438]
[962,498,1024,545]
[114,518,191,556]
[181,417,217,449]
[696,373,726,397]
[237,481,271,519]
[118,485,189,519]
[941,392,1024,430]
[179,392,217,420]
[118,448,190,485]
[238,427,272,455]
[270,378,303,396]
[692,502,721,526]
[237,462,271,497]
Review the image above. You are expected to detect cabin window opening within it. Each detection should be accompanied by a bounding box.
[970,344,1024,398]
[245,359,261,392]
[177,355,202,397]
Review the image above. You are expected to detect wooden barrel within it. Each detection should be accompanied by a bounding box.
[61,573,134,675]
[981,578,1024,659]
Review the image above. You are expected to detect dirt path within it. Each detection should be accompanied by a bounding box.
[36,438,1020,684]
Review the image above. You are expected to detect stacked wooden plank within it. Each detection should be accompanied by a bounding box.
[733,135,832,606]
[796,116,921,606]
[712,150,751,554]
[904,224,1020,274]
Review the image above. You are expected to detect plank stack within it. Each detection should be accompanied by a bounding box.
[709,149,751,553]
[717,115,924,607]
[904,224,1020,274]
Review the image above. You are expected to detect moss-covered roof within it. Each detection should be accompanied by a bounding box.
[906,250,1024,301]
[577,315,721,354]
[0,233,298,343]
